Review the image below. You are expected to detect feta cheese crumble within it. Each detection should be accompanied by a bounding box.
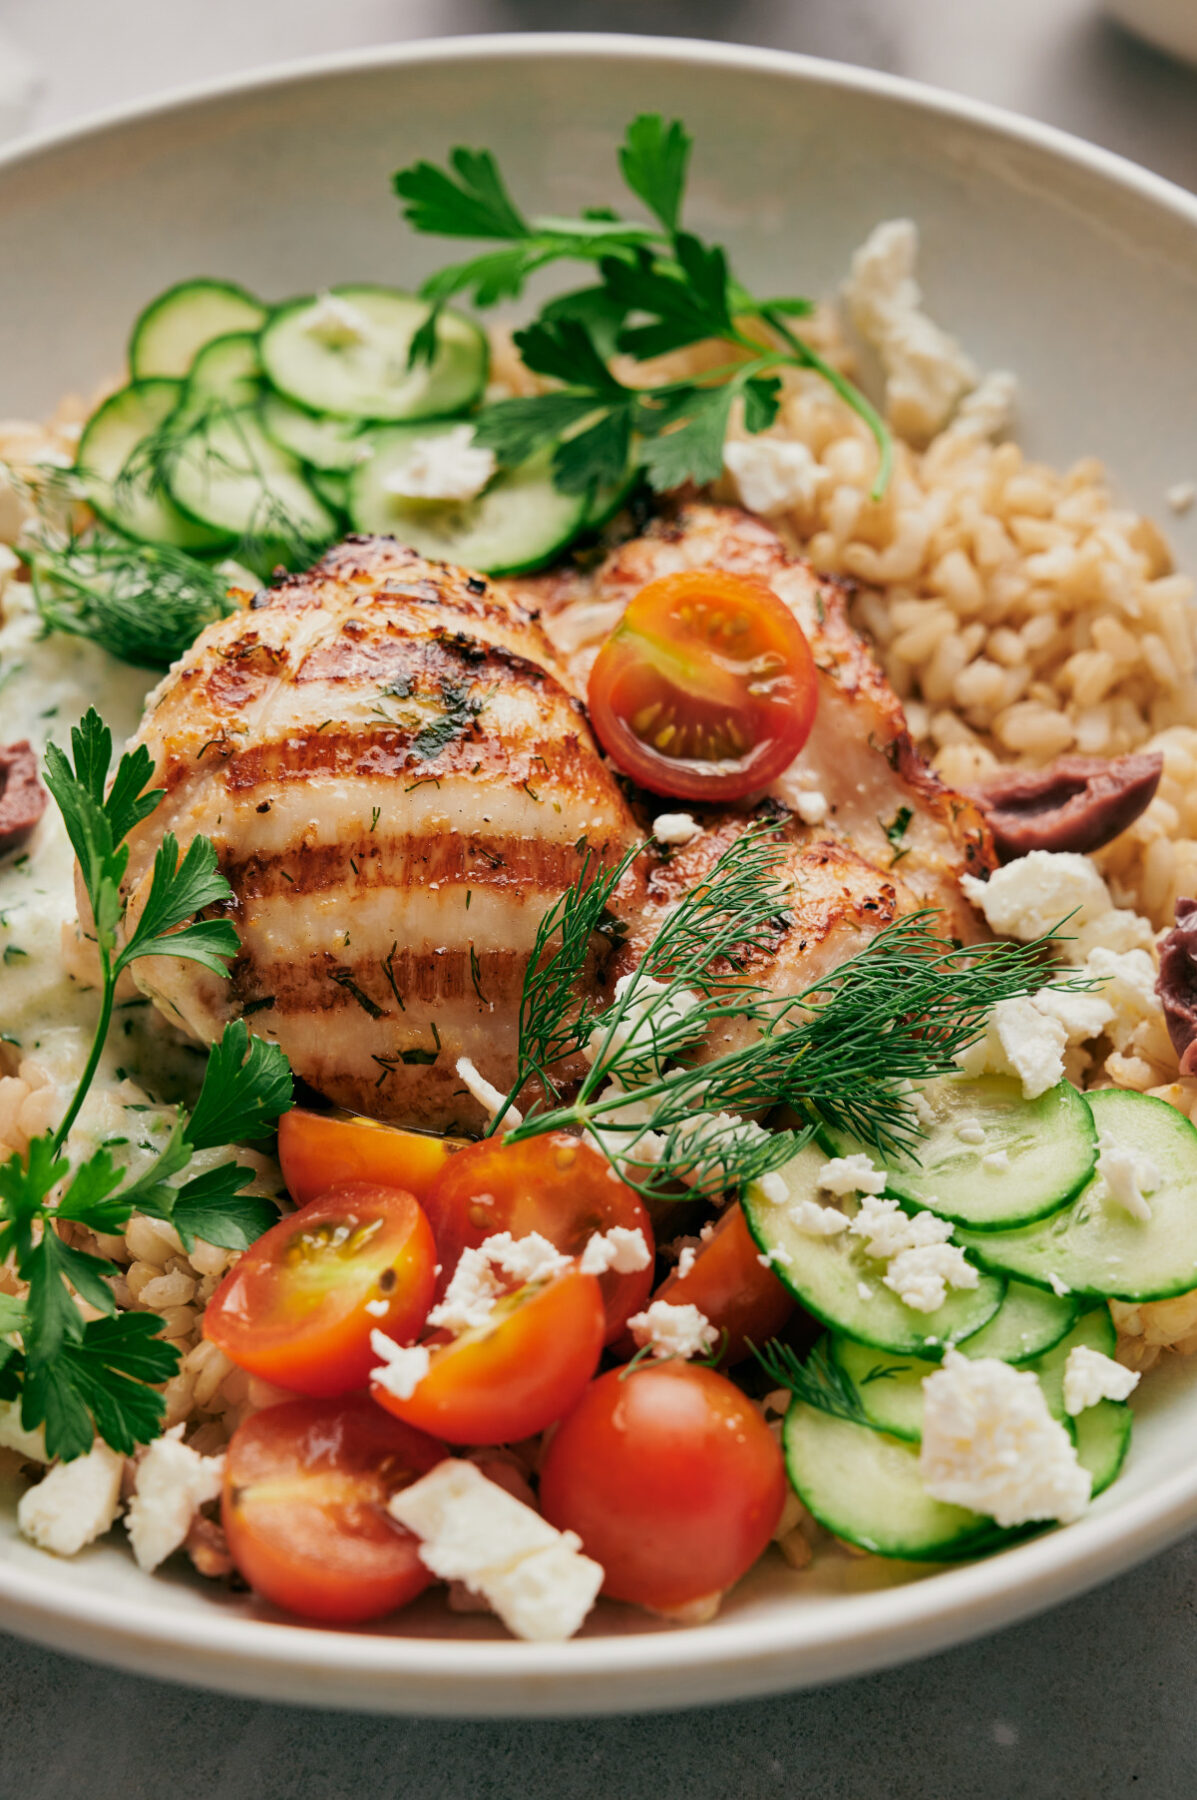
[884,1242,978,1313]
[652,812,701,847]
[303,290,372,347]
[792,790,829,826]
[954,1119,986,1146]
[584,973,704,1075]
[370,1334,432,1402]
[722,435,825,515]
[18,1441,124,1557]
[124,1426,225,1573]
[786,1197,850,1237]
[579,1226,651,1276]
[982,1148,1011,1173]
[961,852,1113,947]
[1063,1346,1140,1416]
[627,1300,719,1360]
[920,1348,1091,1527]
[848,1194,954,1260]
[818,1153,887,1197]
[958,996,1067,1100]
[381,424,497,502]
[1095,1131,1161,1223]
[389,1459,603,1642]
[455,1056,522,1128]
[426,1232,572,1334]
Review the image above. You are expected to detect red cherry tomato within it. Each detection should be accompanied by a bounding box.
[372,1266,605,1445]
[222,1394,446,1623]
[586,569,818,801]
[648,1203,794,1364]
[421,1133,654,1343]
[540,1360,787,1613]
[277,1106,462,1207]
[203,1182,436,1397]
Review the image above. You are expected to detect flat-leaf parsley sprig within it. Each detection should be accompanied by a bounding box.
[0,711,293,1461]
[393,113,892,502]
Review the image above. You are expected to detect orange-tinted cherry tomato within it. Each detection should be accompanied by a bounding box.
[540,1360,787,1613]
[372,1266,605,1446]
[204,1182,436,1397]
[586,569,818,801]
[222,1394,446,1623]
[421,1133,654,1343]
[277,1106,462,1208]
[649,1203,794,1363]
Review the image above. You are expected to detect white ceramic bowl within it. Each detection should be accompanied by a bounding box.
[2,34,1197,1717]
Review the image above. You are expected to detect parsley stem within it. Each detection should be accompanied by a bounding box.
[52,963,114,1153]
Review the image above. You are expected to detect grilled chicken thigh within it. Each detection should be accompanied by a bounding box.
[119,537,639,1132]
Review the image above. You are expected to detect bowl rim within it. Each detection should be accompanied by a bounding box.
[2,30,1197,1710]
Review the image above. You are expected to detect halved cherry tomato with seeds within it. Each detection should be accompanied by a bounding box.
[223,1394,447,1623]
[540,1360,787,1614]
[204,1182,437,1396]
[278,1106,462,1208]
[371,1266,605,1445]
[421,1133,654,1343]
[587,568,818,801]
[646,1203,794,1363]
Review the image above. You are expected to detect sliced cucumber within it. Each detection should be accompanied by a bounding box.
[187,332,263,409]
[259,392,372,473]
[1031,1307,1130,1496]
[129,278,267,379]
[742,1140,1005,1356]
[349,427,587,577]
[75,380,229,551]
[955,1278,1078,1363]
[957,1089,1197,1302]
[783,1399,993,1560]
[167,407,335,560]
[824,1075,1097,1232]
[309,468,350,515]
[831,1339,926,1442]
[260,286,487,422]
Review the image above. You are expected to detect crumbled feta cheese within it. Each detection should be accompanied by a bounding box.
[723,435,825,515]
[786,1198,851,1237]
[844,220,977,443]
[1166,481,1195,515]
[1031,984,1116,1045]
[943,369,1017,442]
[920,1348,1091,1526]
[961,853,1113,949]
[382,424,497,502]
[959,996,1067,1100]
[1085,947,1160,1049]
[579,1226,651,1276]
[982,1148,1011,1173]
[627,1299,719,1360]
[0,1398,46,1461]
[756,1170,789,1207]
[857,1281,875,1300]
[652,812,701,847]
[883,1242,979,1313]
[1048,1271,1071,1298]
[303,290,372,347]
[1095,1130,1160,1223]
[673,1110,771,1185]
[455,1056,523,1128]
[792,790,829,826]
[585,974,704,1074]
[818,1153,887,1197]
[18,1442,124,1557]
[675,1244,698,1280]
[370,1333,432,1401]
[426,1245,504,1334]
[124,1426,224,1573]
[849,1194,954,1260]
[955,1119,986,1146]
[480,1230,573,1286]
[757,1247,794,1270]
[1063,1345,1140,1415]
[389,1459,603,1641]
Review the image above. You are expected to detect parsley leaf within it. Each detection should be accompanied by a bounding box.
[393,146,530,240]
[170,1162,278,1253]
[117,833,239,973]
[618,113,692,233]
[23,1314,178,1461]
[186,1020,293,1151]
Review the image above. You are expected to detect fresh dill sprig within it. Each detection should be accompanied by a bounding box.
[752,1338,872,1428]
[25,533,236,671]
[392,113,892,503]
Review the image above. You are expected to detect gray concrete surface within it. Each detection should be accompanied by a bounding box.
[1,2,1196,1793]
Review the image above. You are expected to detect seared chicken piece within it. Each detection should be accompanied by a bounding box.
[522,502,994,941]
[120,538,638,1132]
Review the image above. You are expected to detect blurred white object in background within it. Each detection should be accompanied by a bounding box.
[0,29,40,143]
[1105,0,1197,67]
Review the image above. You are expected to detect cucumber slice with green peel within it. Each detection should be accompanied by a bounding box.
[782,1400,993,1560]
[742,1140,1005,1356]
[187,332,263,408]
[1030,1307,1130,1496]
[823,1075,1097,1232]
[167,407,336,559]
[75,380,230,551]
[830,1338,927,1442]
[309,468,350,514]
[260,286,487,422]
[129,278,267,379]
[259,392,372,473]
[955,1278,1078,1363]
[957,1089,1197,1302]
[349,428,587,577]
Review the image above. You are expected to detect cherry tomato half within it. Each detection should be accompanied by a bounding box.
[648,1203,794,1364]
[204,1182,437,1397]
[278,1106,462,1208]
[222,1395,447,1623]
[372,1266,605,1446]
[421,1134,654,1343]
[586,569,818,801]
[540,1360,787,1613]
